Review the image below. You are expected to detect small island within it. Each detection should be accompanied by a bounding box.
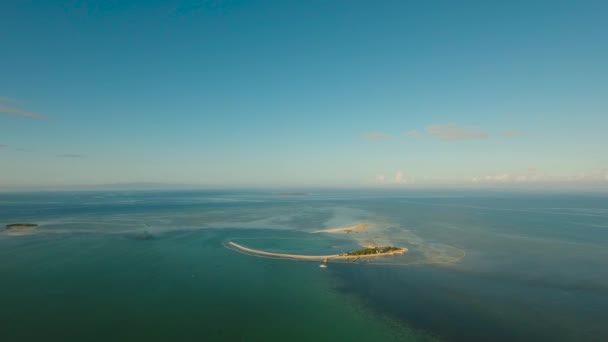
[227,241,406,261]
[4,223,39,236]
[6,223,38,229]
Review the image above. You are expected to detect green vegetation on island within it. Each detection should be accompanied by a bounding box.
[347,246,402,256]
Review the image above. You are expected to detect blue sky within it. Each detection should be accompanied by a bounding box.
[1,0,607,188]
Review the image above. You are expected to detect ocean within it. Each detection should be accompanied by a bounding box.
[1,190,607,341]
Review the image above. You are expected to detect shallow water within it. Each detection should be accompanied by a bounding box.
[1,190,607,341]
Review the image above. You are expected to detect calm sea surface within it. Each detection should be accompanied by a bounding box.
[1,190,607,341]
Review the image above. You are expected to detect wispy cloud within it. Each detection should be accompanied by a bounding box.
[373,171,416,185]
[0,144,6,148]
[0,97,44,118]
[58,154,86,158]
[470,168,608,184]
[363,132,391,140]
[501,130,527,138]
[471,173,512,183]
[426,124,488,141]
[404,130,423,138]
[394,170,415,184]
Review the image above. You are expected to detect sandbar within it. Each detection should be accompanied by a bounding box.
[312,223,369,234]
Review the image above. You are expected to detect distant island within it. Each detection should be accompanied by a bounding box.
[4,223,39,235]
[6,223,38,229]
[228,241,406,261]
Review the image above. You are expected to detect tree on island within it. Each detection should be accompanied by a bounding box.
[347,246,401,256]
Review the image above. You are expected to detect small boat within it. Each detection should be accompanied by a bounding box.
[319,264,327,268]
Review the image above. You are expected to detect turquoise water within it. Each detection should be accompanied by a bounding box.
[1,190,607,341]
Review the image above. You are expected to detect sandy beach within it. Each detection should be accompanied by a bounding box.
[312,223,370,234]
[227,241,406,261]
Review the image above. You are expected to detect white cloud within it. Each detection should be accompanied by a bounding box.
[0,97,43,118]
[471,173,519,183]
[426,124,488,141]
[484,173,510,182]
[515,175,527,182]
[373,171,415,185]
[395,171,403,183]
[394,170,415,184]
